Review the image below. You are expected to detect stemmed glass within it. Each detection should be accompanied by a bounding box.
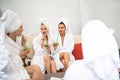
[53,33,59,48]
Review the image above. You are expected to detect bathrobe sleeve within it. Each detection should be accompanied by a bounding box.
[0,46,9,80]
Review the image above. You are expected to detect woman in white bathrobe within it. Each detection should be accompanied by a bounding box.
[0,9,44,80]
[52,17,75,71]
[31,18,57,74]
[64,20,120,80]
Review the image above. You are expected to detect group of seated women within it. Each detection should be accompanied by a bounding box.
[0,9,120,80]
[31,17,75,74]
[0,9,75,80]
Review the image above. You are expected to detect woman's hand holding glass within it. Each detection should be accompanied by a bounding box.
[53,41,59,50]
[40,36,46,48]
[53,33,59,50]
[19,50,30,58]
[45,45,51,53]
[21,34,27,46]
[20,34,30,58]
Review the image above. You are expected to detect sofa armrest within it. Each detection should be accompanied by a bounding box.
[72,43,83,60]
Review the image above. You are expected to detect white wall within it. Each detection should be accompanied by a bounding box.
[0,0,120,48]
[0,0,81,35]
[80,0,120,48]
[0,10,2,17]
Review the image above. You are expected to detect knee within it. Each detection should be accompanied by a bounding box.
[64,53,70,60]
[61,59,65,63]
[64,53,69,57]
[59,52,64,57]
[33,65,41,71]
[51,61,56,66]
[43,55,50,61]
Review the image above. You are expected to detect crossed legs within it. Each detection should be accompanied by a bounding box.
[43,54,57,74]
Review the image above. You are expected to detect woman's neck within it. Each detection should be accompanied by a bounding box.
[60,33,65,46]
[42,34,47,37]
[60,33,65,37]
[7,33,17,42]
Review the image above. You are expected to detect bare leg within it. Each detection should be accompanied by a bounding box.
[25,65,44,80]
[51,60,57,73]
[60,53,70,71]
[61,59,66,72]
[43,54,51,74]
[63,53,70,69]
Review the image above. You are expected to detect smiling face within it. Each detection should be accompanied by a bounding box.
[58,22,66,36]
[40,23,48,35]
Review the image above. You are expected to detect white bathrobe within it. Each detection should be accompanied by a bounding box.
[4,36,30,80]
[31,18,53,73]
[64,20,120,80]
[52,17,75,70]
[0,45,9,80]
[0,9,30,80]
